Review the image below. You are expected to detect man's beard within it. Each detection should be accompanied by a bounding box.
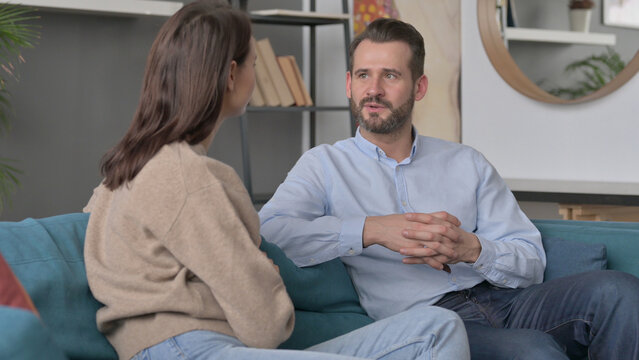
[350,94,415,134]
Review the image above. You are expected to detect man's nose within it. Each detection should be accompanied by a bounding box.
[365,77,384,98]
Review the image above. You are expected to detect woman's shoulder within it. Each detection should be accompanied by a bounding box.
[142,142,244,197]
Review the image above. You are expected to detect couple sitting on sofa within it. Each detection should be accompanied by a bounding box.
[77,1,639,359]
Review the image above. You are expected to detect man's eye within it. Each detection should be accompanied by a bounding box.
[358,73,368,79]
[385,73,397,79]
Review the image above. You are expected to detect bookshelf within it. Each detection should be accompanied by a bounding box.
[233,0,352,203]
[5,0,183,17]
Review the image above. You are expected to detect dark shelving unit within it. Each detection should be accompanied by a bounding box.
[232,0,352,202]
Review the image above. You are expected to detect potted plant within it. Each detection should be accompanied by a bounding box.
[569,0,595,32]
[547,47,625,99]
[0,3,38,213]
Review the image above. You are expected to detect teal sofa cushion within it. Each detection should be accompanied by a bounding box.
[532,219,639,278]
[0,213,117,360]
[260,239,374,349]
[541,237,607,281]
[0,306,67,360]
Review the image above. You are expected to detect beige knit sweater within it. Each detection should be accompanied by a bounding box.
[84,142,294,360]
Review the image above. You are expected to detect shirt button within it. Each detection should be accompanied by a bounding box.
[348,249,355,255]
[452,277,457,282]
[402,201,407,206]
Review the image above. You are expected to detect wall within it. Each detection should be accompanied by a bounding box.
[461,0,639,184]
[0,0,304,220]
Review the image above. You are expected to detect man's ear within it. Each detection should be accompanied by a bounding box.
[414,74,428,101]
[227,60,238,92]
[346,71,352,99]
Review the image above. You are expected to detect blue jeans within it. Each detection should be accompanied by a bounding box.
[131,306,469,359]
[434,270,639,360]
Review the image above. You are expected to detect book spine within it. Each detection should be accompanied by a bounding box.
[277,55,305,106]
[254,45,280,107]
[257,38,295,107]
[288,55,313,106]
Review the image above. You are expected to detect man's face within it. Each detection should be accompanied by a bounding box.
[346,40,426,135]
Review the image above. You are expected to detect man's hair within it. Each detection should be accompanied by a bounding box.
[100,0,252,190]
[348,18,425,82]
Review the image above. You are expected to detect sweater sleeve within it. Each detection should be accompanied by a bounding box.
[162,183,294,349]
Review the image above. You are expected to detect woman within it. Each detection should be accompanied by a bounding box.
[84,1,470,359]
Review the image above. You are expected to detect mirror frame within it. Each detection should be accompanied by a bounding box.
[477,0,639,104]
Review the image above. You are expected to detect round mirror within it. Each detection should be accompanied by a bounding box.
[477,0,639,104]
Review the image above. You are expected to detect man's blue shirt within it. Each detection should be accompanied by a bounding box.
[259,128,545,320]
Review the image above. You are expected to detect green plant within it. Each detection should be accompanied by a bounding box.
[0,3,38,213]
[547,47,626,100]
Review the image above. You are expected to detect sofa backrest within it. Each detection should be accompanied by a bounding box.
[0,213,117,360]
[533,219,639,279]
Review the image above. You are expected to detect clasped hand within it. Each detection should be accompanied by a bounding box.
[362,212,481,271]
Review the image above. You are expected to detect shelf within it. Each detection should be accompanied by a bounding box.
[249,9,350,26]
[247,106,349,112]
[5,0,183,17]
[504,27,616,46]
[238,0,351,204]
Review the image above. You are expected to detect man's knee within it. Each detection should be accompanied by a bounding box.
[578,270,639,302]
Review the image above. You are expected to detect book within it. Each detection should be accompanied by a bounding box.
[254,47,280,106]
[249,79,265,107]
[256,38,295,107]
[277,56,305,106]
[287,55,313,106]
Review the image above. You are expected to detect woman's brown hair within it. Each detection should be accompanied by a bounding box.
[100,0,252,190]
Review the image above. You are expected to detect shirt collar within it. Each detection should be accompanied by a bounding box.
[354,126,419,162]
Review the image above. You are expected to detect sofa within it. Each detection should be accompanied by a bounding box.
[1,212,638,359]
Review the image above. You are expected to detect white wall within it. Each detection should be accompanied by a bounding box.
[461,1,639,184]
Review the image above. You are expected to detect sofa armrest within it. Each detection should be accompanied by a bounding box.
[0,306,67,360]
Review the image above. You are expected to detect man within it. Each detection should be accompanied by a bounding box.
[259,18,639,359]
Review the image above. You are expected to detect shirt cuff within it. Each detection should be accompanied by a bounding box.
[338,217,366,257]
[472,235,497,274]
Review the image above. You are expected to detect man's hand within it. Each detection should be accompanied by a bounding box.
[398,212,481,269]
[362,212,481,271]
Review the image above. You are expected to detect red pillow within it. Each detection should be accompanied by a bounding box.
[0,251,38,314]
